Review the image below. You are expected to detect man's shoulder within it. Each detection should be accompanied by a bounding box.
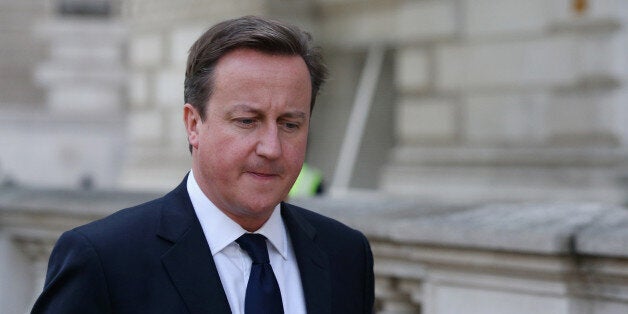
[71,196,166,241]
[282,202,366,242]
[72,179,190,240]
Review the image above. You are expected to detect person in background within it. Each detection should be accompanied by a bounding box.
[32,15,374,314]
[289,163,324,198]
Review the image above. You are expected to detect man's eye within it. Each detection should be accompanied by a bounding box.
[236,118,256,127]
[283,122,300,131]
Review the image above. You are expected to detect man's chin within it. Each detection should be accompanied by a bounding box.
[239,196,283,214]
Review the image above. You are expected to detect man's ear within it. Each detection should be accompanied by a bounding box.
[183,103,201,150]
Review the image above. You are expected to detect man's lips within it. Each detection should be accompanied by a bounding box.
[246,171,280,178]
[244,163,284,179]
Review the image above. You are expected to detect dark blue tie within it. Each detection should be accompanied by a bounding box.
[236,233,284,314]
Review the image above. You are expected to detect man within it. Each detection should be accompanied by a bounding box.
[32,16,374,314]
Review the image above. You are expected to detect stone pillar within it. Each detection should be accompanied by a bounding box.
[0,231,33,313]
[12,234,56,313]
[375,275,422,314]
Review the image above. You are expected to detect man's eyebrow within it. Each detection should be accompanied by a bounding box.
[281,111,307,119]
[226,104,262,116]
[227,104,307,119]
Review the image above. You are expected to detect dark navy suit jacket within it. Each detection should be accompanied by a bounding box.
[31,178,374,313]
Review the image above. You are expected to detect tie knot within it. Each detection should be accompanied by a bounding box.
[236,233,270,264]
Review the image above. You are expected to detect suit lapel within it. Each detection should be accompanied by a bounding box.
[282,203,332,314]
[157,178,231,314]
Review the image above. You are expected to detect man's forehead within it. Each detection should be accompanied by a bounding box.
[216,48,304,66]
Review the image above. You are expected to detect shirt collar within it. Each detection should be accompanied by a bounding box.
[187,170,288,260]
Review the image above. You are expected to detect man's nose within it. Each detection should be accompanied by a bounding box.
[256,125,282,159]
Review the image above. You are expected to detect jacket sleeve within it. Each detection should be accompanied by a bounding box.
[31,230,112,313]
[362,234,375,314]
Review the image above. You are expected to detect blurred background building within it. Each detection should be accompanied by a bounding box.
[1,0,628,313]
[2,0,627,203]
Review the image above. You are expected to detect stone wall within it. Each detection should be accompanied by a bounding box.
[295,195,628,314]
[2,188,628,313]
[385,0,628,204]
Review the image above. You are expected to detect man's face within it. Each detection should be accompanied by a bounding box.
[184,48,312,231]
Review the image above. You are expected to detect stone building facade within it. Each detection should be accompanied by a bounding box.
[121,0,628,205]
[2,0,627,203]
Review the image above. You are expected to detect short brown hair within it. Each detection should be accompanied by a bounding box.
[184,15,328,120]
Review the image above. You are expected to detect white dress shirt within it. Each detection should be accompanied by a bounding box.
[187,171,306,314]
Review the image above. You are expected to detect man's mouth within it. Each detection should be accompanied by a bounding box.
[247,171,279,178]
